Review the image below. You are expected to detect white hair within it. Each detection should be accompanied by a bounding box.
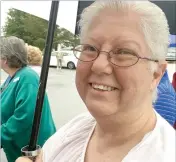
[78,0,170,103]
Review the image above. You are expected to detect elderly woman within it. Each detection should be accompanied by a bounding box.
[16,0,175,162]
[26,44,43,76]
[0,36,56,162]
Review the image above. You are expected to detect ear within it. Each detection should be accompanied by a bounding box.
[151,61,167,90]
[1,58,8,69]
[3,58,8,65]
[4,59,7,65]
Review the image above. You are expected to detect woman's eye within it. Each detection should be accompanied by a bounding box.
[83,45,96,51]
[114,49,133,55]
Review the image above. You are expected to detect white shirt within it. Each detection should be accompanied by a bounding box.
[29,66,41,76]
[42,112,175,162]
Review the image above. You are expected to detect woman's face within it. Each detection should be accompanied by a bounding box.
[76,9,165,117]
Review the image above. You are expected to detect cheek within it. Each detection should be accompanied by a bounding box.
[113,69,151,108]
[76,61,89,83]
[113,69,137,90]
[75,61,92,98]
[0,60,5,69]
[114,67,152,94]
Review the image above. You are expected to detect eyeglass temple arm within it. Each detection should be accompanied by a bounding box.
[140,56,159,62]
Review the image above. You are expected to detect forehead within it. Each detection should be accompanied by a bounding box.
[85,9,146,47]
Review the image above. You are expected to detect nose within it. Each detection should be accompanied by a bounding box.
[91,51,113,75]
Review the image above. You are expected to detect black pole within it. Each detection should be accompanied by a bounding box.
[28,1,59,151]
[74,1,80,36]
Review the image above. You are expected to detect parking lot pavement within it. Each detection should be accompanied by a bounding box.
[46,68,87,129]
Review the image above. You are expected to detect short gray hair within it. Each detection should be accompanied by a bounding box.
[78,0,170,103]
[79,0,170,61]
[0,36,28,68]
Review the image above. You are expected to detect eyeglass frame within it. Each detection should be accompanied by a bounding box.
[73,44,159,67]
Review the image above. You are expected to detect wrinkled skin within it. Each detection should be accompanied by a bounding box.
[76,9,166,120]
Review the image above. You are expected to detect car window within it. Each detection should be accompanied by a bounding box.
[167,52,176,56]
[51,49,74,56]
[61,51,74,56]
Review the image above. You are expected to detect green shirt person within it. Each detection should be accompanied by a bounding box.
[0,36,56,162]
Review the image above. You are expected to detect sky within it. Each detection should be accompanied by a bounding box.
[1,1,79,34]
[1,1,175,42]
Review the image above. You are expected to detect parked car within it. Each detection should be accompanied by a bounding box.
[166,47,176,61]
[50,49,78,69]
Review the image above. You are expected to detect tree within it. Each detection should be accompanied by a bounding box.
[3,8,80,50]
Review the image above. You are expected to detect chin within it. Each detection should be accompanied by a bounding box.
[85,99,118,117]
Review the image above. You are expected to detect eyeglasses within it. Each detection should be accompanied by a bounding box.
[73,44,158,67]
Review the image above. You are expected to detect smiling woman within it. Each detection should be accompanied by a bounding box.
[16,1,175,162]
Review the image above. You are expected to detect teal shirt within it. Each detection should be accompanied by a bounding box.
[1,66,56,162]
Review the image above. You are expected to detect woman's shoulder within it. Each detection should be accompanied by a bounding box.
[153,113,175,161]
[43,112,95,145]
[15,66,39,84]
[20,66,39,76]
[156,111,175,134]
[42,112,95,161]
[29,66,41,76]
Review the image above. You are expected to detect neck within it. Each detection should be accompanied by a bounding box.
[94,105,156,146]
[7,67,21,77]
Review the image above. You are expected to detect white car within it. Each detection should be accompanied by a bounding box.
[50,50,78,69]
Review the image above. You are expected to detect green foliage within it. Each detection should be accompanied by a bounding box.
[3,8,80,50]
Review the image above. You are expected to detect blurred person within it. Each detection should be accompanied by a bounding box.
[154,70,176,126]
[26,45,43,76]
[0,36,56,162]
[56,44,63,70]
[172,71,176,129]
[172,72,176,91]
[56,52,63,70]
[16,1,175,162]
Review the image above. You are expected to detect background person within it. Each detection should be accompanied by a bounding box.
[56,51,63,70]
[0,36,56,162]
[56,44,63,70]
[26,44,43,76]
[154,70,176,126]
[172,72,176,91]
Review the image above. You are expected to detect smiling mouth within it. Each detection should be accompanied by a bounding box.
[90,83,117,91]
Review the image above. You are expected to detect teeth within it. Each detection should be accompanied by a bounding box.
[91,84,115,91]
[108,87,111,91]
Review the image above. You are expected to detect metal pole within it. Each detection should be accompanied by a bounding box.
[74,1,80,36]
[29,0,59,151]
[21,1,59,155]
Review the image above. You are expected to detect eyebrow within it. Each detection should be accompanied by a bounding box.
[85,37,142,51]
[116,39,142,50]
[85,37,100,44]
